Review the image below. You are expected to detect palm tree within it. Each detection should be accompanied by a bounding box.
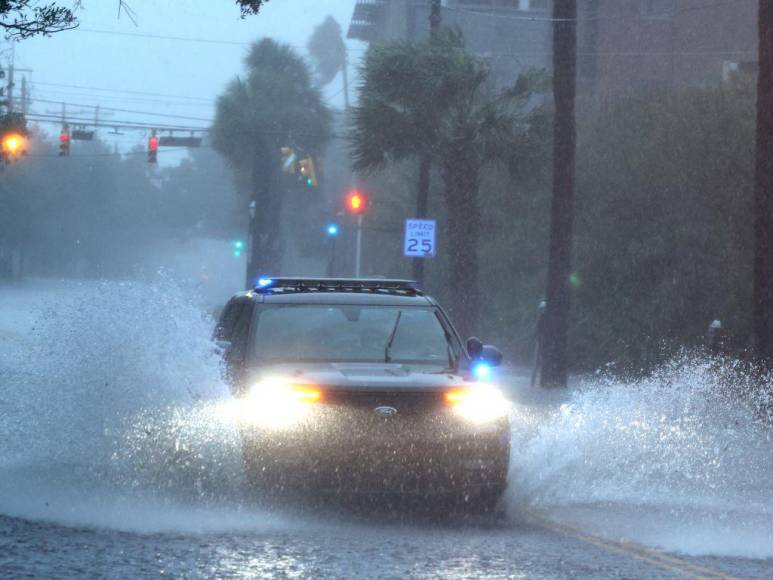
[212,39,331,285]
[351,37,459,285]
[351,31,544,336]
[307,15,350,109]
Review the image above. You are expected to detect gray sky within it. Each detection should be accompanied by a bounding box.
[13,0,363,159]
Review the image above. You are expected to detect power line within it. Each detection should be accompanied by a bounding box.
[32,80,214,103]
[29,97,215,123]
[76,27,254,47]
[25,113,346,140]
[31,89,215,109]
[73,27,367,52]
[25,113,210,133]
[445,0,755,22]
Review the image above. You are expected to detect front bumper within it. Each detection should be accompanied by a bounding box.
[240,406,510,496]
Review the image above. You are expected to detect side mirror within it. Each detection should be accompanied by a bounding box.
[480,345,503,367]
[466,336,483,358]
[467,336,503,368]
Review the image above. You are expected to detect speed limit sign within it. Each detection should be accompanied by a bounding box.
[404,219,436,258]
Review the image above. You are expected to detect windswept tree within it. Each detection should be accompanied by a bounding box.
[351,31,545,336]
[0,1,268,39]
[212,39,331,284]
[307,15,349,108]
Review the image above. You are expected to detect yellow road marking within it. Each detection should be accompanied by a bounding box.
[527,512,738,579]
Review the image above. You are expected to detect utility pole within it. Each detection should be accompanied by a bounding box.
[412,0,442,287]
[540,0,577,388]
[20,76,28,115]
[6,60,13,113]
[754,0,773,364]
[429,0,441,40]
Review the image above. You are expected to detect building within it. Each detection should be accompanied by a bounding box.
[347,0,554,88]
[583,0,758,103]
[347,0,758,103]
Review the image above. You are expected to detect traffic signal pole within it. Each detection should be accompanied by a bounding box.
[411,0,442,287]
[355,214,363,278]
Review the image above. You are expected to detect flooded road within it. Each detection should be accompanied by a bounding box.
[1,279,771,578]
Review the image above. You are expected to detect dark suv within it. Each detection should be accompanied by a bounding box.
[215,278,510,512]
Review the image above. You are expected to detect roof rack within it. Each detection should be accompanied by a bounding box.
[254,277,423,296]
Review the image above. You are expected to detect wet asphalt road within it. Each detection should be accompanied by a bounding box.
[1,509,771,579]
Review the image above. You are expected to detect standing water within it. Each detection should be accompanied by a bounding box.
[1,278,772,558]
[508,356,773,558]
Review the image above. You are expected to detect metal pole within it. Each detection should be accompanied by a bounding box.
[355,214,363,277]
[429,0,442,39]
[327,237,336,277]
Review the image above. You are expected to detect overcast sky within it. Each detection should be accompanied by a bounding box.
[11,0,364,159]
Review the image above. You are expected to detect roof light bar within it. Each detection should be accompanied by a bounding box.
[253,277,421,294]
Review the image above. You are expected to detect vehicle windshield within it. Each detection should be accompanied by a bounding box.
[252,305,454,366]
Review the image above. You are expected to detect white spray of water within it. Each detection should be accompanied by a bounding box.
[0,277,305,533]
[2,279,773,556]
[507,357,773,558]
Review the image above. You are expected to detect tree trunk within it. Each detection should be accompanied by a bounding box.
[540,0,577,388]
[246,152,282,288]
[444,152,480,339]
[412,154,431,285]
[754,1,773,363]
[342,54,351,111]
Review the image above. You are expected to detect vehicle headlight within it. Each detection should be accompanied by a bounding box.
[445,384,510,424]
[239,377,321,430]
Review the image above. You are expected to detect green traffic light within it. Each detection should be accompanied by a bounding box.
[306,178,313,186]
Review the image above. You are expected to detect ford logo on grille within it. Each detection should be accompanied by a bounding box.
[374,406,398,418]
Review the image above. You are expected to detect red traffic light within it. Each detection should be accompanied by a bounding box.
[59,129,70,156]
[347,191,367,214]
[148,134,159,163]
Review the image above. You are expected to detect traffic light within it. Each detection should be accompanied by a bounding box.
[280,146,296,173]
[148,132,159,163]
[346,191,367,215]
[325,224,339,237]
[232,239,245,258]
[1,131,26,158]
[59,126,70,157]
[298,157,318,187]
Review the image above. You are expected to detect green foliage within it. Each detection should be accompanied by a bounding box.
[307,16,346,88]
[571,82,756,370]
[0,132,242,279]
[350,30,547,335]
[0,2,268,39]
[475,81,757,372]
[213,39,331,169]
[211,38,332,277]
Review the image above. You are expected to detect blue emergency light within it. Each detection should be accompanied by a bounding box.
[472,362,492,380]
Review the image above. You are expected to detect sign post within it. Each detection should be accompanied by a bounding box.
[404,219,436,259]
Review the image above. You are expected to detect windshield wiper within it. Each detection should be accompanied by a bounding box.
[384,311,402,363]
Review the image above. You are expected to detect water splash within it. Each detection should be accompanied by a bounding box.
[508,355,773,557]
[0,277,265,531]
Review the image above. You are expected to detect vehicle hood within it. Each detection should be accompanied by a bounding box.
[246,362,471,391]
